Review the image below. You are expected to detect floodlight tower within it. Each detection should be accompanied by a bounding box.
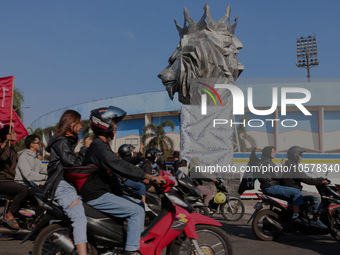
[296,35,319,82]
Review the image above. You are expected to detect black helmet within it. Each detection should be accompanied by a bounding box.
[145,148,164,166]
[118,144,135,158]
[173,151,180,158]
[287,146,305,163]
[90,106,126,138]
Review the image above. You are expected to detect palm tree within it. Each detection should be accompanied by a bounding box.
[13,88,24,120]
[233,116,257,152]
[27,127,34,134]
[140,120,175,159]
[26,127,43,136]
[32,127,44,137]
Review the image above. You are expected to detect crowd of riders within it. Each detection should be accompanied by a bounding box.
[0,105,333,254]
[1,106,209,254]
[248,145,329,229]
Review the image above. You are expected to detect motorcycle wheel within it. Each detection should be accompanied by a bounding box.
[330,212,340,241]
[220,197,245,221]
[252,209,280,241]
[32,224,98,255]
[194,206,210,216]
[167,225,233,255]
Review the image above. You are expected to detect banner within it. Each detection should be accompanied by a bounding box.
[0,76,29,143]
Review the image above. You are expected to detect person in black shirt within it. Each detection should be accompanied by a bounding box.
[82,106,163,255]
[118,143,146,203]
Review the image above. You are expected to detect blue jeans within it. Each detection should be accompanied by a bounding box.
[55,180,87,245]
[263,185,303,206]
[301,190,322,213]
[87,192,145,251]
[124,180,146,198]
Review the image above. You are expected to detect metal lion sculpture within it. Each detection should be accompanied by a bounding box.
[158,4,244,104]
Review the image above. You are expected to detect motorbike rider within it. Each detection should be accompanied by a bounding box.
[188,157,217,206]
[118,143,146,203]
[141,148,165,193]
[15,135,47,187]
[44,110,91,255]
[280,146,329,229]
[170,151,180,175]
[118,143,144,165]
[0,125,29,230]
[258,146,304,223]
[81,106,163,255]
[141,148,164,174]
[178,159,188,175]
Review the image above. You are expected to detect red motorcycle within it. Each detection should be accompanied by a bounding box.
[25,170,233,255]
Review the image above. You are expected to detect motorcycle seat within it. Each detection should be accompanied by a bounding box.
[260,190,293,205]
[83,203,125,224]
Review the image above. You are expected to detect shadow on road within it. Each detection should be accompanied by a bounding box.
[219,216,340,255]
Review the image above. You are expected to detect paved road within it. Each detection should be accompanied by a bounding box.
[1,200,339,255]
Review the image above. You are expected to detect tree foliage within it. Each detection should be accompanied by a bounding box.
[13,88,24,120]
[140,119,175,159]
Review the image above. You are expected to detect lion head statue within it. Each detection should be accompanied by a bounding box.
[158,4,244,104]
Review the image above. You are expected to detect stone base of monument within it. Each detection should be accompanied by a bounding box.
[180,104,240,195]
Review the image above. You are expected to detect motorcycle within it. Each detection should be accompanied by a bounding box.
[23,170,233,255]
[250,181,340,241]
[0,187,42,240]
[121,184,163,221]
[174,172,245,221]
[207,178,245,221]
[175,171,210,216]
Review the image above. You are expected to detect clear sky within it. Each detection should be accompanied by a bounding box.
[1,0,339,127]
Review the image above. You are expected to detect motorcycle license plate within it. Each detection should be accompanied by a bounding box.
[254,202,263,210]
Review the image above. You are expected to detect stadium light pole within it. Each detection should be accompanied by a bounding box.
[296,35,319,82]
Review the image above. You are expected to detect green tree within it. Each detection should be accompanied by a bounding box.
[12,88,25,151]
[140,120,175,159]
[27,127,34,134]
[13,88,24,120]
[32,127,44,137]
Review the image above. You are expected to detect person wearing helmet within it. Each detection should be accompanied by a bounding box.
[81,106,164,255]
[118,143,146,203]
[118,143,144,165]
[141,148,165,175]
[258,146,304,223]
[140,148,165,193]
[188,157,217,206]
[170,151,180,175]
[280,146,329,229]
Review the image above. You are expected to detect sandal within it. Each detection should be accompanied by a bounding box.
[2,218,20,230]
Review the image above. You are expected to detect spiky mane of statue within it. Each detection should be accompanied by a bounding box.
[175,4,237,37]
[159,3,244,104]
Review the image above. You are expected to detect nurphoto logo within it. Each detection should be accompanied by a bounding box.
[199,83,312,128]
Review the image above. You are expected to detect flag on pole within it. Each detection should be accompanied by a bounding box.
[0,76,29,143]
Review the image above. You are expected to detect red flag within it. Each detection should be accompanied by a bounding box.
[0,76,29,143]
